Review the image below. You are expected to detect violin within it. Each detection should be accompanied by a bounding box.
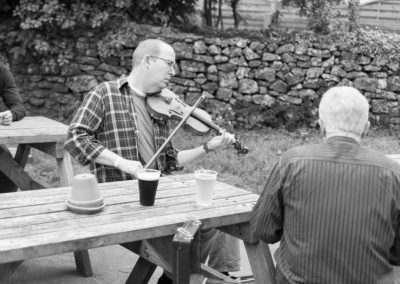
[146,89,249,155]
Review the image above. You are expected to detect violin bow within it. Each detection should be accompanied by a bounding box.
[144,94,207,169]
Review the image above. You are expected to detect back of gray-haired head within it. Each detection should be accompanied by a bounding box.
[319,86,369,136]
[132,39,170,68]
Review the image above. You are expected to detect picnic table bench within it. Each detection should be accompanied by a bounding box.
[0,173,276,283]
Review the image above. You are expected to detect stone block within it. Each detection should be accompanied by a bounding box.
[238,79,258,94]
[276,44,295,54]
[193,41,207,54]
[219,72,238,89]
[255,67,276,82]
[270,80,288,93]
[172,42,193,59]
[354,77,379,92]
[216,87,233,101]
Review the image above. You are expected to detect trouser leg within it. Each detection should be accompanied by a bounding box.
[157,228,241,283]
[202,229,241,272]
[0,145,17,193]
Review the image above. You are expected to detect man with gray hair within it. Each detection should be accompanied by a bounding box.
[250,86,400,283]
[65,38,240,283]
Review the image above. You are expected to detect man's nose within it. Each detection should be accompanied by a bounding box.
[169,67,176,76]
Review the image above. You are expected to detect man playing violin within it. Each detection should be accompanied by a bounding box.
[65,39,240,283]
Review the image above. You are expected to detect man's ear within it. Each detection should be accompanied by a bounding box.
[363,121,370,136]
[318,119,325,136]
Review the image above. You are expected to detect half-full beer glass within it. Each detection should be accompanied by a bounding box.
[138,169,161,206]
[194,170,218,206]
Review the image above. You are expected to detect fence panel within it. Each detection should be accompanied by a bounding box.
[207,0,400,32]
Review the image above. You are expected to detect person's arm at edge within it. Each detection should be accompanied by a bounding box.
[176,130,234,167]
[1,66,25,121]
[390,174,400,265]
[250,159,284,244]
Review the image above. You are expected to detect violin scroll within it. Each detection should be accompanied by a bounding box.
[233,136,249,155]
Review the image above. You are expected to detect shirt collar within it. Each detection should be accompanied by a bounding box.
[326,136,360,145]
[117,74,146,98]
[116,74,129,89]
[129,85,146,98]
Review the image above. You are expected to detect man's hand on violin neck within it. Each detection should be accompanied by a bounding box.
[116,159,143,178]
[207,130,235,151]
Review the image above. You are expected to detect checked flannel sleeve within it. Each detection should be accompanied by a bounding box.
[65,88,106,166]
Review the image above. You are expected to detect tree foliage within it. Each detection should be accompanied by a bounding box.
[1,0,197,64]
[281,0,343,33]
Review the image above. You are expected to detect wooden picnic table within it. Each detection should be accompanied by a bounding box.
[0,173,276,284]
[0,116,72,189]
[0,116,92,276]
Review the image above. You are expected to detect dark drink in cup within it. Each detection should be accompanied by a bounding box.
[138,169,161,206]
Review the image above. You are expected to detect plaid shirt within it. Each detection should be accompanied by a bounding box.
[65,75,180,183]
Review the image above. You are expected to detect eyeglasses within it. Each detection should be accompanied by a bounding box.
[149,55,176,70]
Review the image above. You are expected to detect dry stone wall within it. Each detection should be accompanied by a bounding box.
[1,24,400,130]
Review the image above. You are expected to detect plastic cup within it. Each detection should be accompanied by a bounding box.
[70,173,102,207]
[138,169,161,206]
[194,170,218,206]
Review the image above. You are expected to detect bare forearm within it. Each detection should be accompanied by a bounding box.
[177,131,235,167]
[93,149,143,177]
[177,146,206,167]
[93,149,122,167]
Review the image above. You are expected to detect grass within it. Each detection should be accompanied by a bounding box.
[24,127,400,194]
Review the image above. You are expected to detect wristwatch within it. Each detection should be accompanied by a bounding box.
[203,142,213,154]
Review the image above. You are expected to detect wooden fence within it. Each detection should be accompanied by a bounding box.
[358,0,400,31]
[209,0,400,32]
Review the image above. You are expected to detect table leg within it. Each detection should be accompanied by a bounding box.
[14,144,31,168]
[244,241,276,284]
[172,236,192,284]
[216,223,276,284]
[56,151,74,188]
[58,151,93,277]
[0,147,43,191]
[74,251,93,277]
[125,257,157,284]
[0,261,22,282]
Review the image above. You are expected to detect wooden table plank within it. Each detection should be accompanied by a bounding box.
[0,175,197,202]
[0,116,68,144]
[0,180,191,209]
[0,186,256,230]
[0,195,257,241]
[0,178,252,210]
[0,205,255,264]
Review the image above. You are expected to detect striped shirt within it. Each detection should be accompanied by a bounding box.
[65,75,180,183]
[250,136,400,284]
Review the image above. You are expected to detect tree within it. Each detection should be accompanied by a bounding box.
[231,0,241,28]
[203,0,214,27]
[202,0,241,29]
[281,0,342,33]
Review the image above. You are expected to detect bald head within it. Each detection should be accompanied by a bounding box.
[319,86,370,138]
[132,39,173,68]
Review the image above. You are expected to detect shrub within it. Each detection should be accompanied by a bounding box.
[2,0,197,65]
[281,0,342,34]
